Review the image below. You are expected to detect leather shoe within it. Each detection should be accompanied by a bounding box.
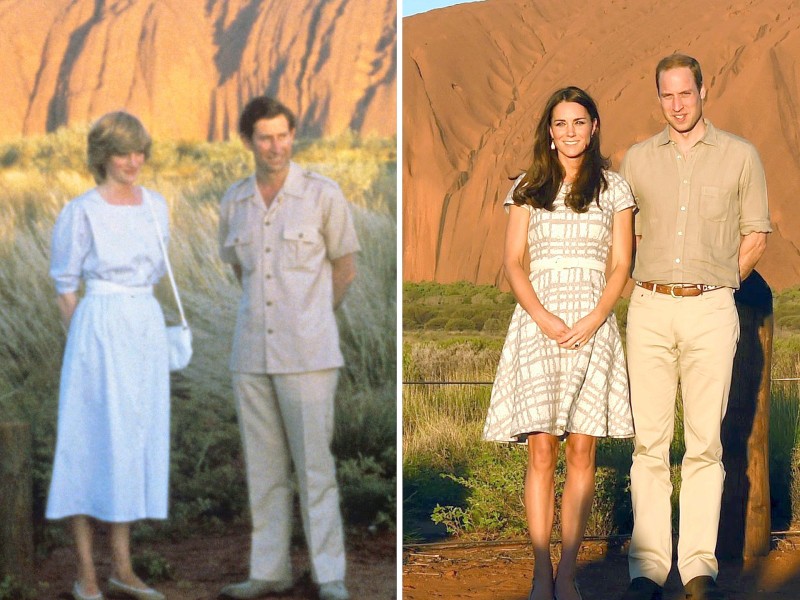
[219,578,293,599]
[684,576,724,600]
[318,580,349,600]
[107,578,164,600]
[620,577,663,600]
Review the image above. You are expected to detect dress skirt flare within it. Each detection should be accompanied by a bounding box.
[45,289,170,522]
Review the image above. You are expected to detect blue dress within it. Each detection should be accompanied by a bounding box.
[46,188,171,522]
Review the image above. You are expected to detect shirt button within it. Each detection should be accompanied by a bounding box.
[680,206,686,211]
[678,231,683,236]
[675,258,681,264]
[264,219,270,225]
[266,274,272,280]
[267,329,273,334]
[265,247,271,253]
[266,301,273,306]
[298,233,304,239]
[683,179,689,184]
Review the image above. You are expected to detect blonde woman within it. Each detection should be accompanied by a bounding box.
[47,112,170,600]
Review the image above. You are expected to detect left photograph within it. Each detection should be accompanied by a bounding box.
[0,2,397,599]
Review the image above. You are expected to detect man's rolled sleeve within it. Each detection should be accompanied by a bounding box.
[738,146,772,236]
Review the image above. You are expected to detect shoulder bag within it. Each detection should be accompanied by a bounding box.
[145,190,193,371]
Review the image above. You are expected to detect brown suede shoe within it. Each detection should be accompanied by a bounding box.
[620,577,663,600]
[684,576,725,600]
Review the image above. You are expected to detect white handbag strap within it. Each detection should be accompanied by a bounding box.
[144,189,188,328]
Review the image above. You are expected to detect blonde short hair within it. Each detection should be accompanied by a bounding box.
[87,112,151,182]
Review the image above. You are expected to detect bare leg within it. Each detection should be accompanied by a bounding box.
[554,433,597,600]
[110,522,149,589]
[73,516,101,596]
[525,433,558,600]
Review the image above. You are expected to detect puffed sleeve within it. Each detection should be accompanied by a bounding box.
[147,190,170,280]
[503,175,529,214]
[619,151,642,236]
[322,183,361,260]
[608,171,636,213]
[50,199,90,294]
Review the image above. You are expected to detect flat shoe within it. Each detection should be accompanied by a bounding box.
[73,582,104,600]
[318,580,349,600]
[107,578,165,600]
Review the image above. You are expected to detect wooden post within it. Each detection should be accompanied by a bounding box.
[717,271,772,558]
[0,422,34,584]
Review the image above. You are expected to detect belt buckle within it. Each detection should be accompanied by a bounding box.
[669,284,680,298]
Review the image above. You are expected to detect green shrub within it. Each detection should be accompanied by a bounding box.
[132,550,174,582]
[424,317,449,330]
[482,317,504,332]
[0,576,36,600]
[444,317,475,331]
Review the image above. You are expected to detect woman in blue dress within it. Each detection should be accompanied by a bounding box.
[47,112,170,600]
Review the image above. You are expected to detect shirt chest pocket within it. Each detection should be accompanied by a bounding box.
[281,226,323,272]
[700,186,732,222]
[223,229,257,273]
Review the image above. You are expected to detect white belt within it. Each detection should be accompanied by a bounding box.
[85,280,154,295]
[530,257,606,272]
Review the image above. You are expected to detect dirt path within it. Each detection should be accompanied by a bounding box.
[36,526,396,599]
[403,538,800,599]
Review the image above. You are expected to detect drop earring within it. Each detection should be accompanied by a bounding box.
[550,140,555,150]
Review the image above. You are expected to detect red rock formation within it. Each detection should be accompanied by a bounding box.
[0,0,396,140]
[403,0,800,290]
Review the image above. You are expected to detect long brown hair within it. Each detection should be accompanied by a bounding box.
[512,87,609,213]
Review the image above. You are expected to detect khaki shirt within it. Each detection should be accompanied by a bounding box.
[620,120,771,288]
[219,162,361,374]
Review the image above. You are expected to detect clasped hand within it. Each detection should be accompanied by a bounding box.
[535,310,603,350]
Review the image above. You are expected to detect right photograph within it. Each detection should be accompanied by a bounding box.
[401,2,800,600]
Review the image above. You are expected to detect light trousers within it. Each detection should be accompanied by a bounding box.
[626,286,739,585]
[232,369,346,584]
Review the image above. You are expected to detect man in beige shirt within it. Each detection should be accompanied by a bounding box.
[619,55,771,600]
[218,97,360,600]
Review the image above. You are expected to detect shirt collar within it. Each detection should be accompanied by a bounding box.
[233,161,305,205]
[280,162,306,199]
[657,119,718,147]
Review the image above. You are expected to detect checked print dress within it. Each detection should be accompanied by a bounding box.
[483,170,635,442]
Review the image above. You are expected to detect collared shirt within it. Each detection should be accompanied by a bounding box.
[219,162,361,374]
[620,120,771,288]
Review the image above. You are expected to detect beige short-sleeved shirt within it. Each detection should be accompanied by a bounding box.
[219,162,361,374]
[620,120,771,288]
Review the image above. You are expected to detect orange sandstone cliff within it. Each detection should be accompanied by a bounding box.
[403,0,800,290]
[0,0,396,140]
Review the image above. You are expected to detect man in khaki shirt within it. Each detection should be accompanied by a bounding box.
[619,55,770,600]
[218,97,360,600]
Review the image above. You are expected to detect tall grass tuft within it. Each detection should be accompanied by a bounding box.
[403,281,800,540]
[0,127,396,540]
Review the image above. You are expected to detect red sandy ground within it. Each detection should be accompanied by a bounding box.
[35,526,396,599]
[403,538,800,599]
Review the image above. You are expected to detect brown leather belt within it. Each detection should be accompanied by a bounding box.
[636,281,724,297]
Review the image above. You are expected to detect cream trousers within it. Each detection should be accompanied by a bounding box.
[232,369,345,584]
[626,286,739,585]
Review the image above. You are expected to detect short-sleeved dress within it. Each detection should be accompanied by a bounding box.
[46,188,171,522]
[483,171,635,442]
